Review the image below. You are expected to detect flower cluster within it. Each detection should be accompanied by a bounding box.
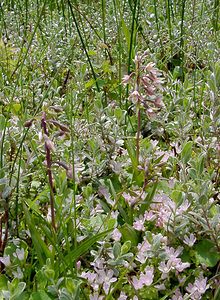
[132,266,154,290]
[147,193,190,228]
[122,52,164,117]
[159,246,190,279]
[81,258,117,296]
[171,276,209,300]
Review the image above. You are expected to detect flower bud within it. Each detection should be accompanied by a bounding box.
[24,118,34,128]
[44,134,56,152]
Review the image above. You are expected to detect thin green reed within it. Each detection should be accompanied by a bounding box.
[165,0,173,54]
[0,2,9,40]
[153,0,164,53]
[191,0,196,26]
[67,0,100,93]
[180,0,186,70]
[126,0,139,108]
[200,0,205,18]
[127,0,139,76]
[112,0,123,107]
[60,0,68,37]
[24,0,28,38]
[101,0,107,55]
[0,0,47,174]
[213,0,219,31]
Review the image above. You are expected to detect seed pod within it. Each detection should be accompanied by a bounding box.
[44,134,56,152]
[49,105,63,113]
[24,118,34,128]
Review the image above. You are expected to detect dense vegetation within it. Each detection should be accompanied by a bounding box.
[0,0,219,299]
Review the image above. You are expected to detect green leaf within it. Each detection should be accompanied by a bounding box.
[0,275,7,290]
[171,190,185,204]
[140,181,158,215]
[125,139,138,169]
[12,103,21,113]
[23,203,52,266]
[64,230,111,268]
[121,240,131,254]
[114,107,123,122]
[121,18,130,49]
[181,141,193,164]
[30,291,52,300]
[113,242,121,259]
[120,223,139,246]
[0,115,6,130]
[87,50,96,56]
[10,282,26,300]
[85,79,95,89]
[194,239,220,267]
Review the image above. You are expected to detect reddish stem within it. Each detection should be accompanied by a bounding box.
[41,112,56,230]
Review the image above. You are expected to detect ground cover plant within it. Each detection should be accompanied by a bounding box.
[0,0,220,299]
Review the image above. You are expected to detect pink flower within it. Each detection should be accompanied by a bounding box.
[132,266,154,290]
[89,293,104,300]
[183,234,196,247]
[122,73,134,84]
[154,96,164,108]
[175,261,190,272]
[76,260,81,270]
[144,211,156,221]
[44,134,56,152]
[186,276,209,299]
[154,283,166,291]
[158,261,172,276]
[176,200,190,215]
[81,271,97,283]
[136,239,152,263]
[122,192,137,206]
[133,215,145,231]
[141,266,154,285]
[0,256,11,267]
[149,194,190,228]
[118,292,127,300]
[194,276,209,293]
[171,288,184,300]
[145,62,156,72]
[132,276,144,290]
[165,247,183,260]
[91,258,105,270]
[96,269,117,294]
[112,228,122,241]
[159,247,190,277]
[129,91,143,104]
